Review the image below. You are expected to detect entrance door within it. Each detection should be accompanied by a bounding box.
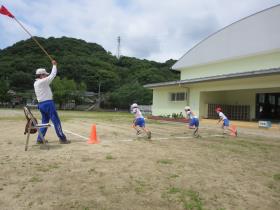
[256,93,280,120]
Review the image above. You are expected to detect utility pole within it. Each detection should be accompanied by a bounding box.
[116,36,121,59]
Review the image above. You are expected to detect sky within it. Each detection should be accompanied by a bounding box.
[0,0,280,62]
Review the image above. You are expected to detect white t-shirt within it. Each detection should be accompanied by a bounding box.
[34,65,57,102]
[133,108,143,119]
[219,112,228,120]
[186,110,198,119]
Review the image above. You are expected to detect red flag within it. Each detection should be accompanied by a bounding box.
[0,5,15,18]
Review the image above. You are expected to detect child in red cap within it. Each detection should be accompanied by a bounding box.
[216,107,237,137]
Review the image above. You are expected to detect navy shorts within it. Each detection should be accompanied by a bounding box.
[223,119,229,126]
[189,118,199,127]
[135,118,145,127]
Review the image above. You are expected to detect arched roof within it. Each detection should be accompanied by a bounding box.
[172,4,280,70]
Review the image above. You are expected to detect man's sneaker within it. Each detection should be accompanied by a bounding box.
[147,131,152,139]
[59,139,71,144]
[36,140,48,144]
[136,130,141,135]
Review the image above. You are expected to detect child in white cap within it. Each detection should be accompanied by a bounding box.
[131,103,151,139]
[184,106,200,138]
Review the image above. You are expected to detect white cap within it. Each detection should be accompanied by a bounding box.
[131,103,138,108]
[184,106,190,110]
[36,68,49,75]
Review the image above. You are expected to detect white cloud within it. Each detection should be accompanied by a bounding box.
[0,0,280,61]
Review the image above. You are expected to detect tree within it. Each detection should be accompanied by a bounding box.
[108,82,152,109]
[9,71,33,91]
[0,79,11,103]
[51,77,77,108]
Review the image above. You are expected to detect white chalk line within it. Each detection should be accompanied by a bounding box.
[79,121,164,136]
[64,129,88,140]
[63,128,210,143]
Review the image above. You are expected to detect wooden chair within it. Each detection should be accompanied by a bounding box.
[23,106,51,151]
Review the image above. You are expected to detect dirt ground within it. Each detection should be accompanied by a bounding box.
[0,109,280,210]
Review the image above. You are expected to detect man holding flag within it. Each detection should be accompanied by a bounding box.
[34,60,70,144]
[1,5,70,144]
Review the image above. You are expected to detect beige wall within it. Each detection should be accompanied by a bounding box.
[152,86,189,116]
[180,52,280,80]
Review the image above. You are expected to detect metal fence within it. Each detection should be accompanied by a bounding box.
[207,104,250,121]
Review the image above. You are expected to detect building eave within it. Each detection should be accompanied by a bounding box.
[144,68,280,89]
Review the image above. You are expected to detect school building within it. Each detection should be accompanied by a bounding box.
[144,4,280,121]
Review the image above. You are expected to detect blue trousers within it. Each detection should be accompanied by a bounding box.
[37,100,66,141]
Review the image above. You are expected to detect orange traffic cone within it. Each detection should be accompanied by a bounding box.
[87,124,100,144]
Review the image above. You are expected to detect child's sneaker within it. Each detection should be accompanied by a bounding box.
[147,131,152,139]
[136,130,141,135]
[194,133,201,138]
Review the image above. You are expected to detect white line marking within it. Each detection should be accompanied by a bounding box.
[117,136,194,142]
[175,136,194,139]
[64,129,88,140]
[152,137,169,140]
[118,139,134,142]
[64,128,219,143]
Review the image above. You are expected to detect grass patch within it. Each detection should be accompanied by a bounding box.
[168,187,181,194]
[163,188,204,210]
[182,190,203,210]
[106,154,114,160]
[203,138,279,157]
[29,176,43,183]
[88,168,96,174]
[268,182,276,190]
[169,174,179,179]
[58,110,132,122]
[0,109,133,123]
[157,159,173,164]
[134,179,151,194]
[273,174,280,181]
[36,164,59,172]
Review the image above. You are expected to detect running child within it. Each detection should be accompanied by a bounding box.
[131,103,152,139]
[216,107,237,137]
[184,106,200,138]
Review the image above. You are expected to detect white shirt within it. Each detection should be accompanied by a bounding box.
[219,112,228,120]
[186,110,198,119]
[133,108,144,119]
[34,65,57,102]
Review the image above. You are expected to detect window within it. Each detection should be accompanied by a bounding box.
[170,93,176,101]
[169,92,186,101]
[259,93,265,103]
[269,95,275,105]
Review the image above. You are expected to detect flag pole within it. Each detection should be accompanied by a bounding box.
[13,17,53,61]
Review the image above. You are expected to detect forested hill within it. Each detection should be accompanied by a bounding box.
[0,37,179,108]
